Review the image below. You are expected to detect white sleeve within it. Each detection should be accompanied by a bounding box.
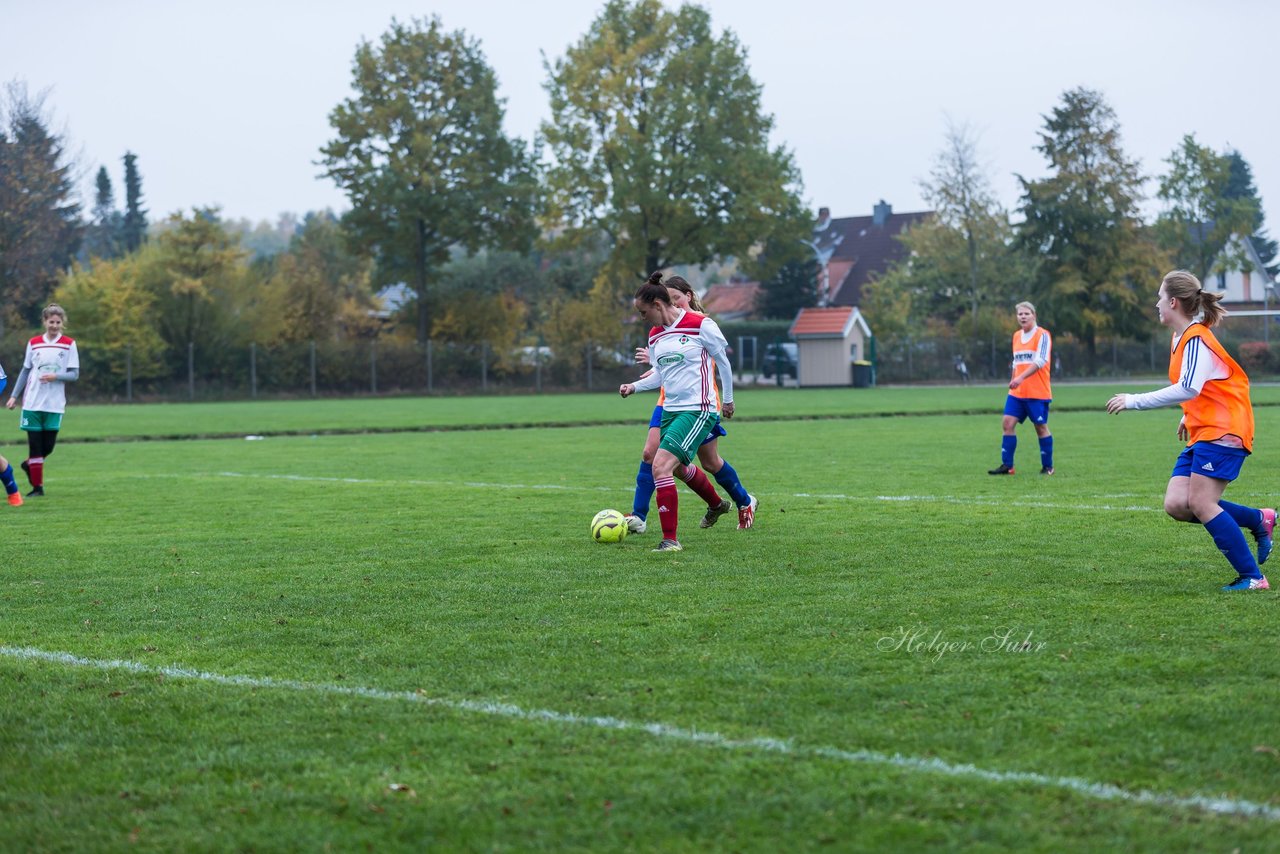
[1032,332,1050,369]
[701,318,734,404]
[1125,338,1225,410]
[632,370,662,393]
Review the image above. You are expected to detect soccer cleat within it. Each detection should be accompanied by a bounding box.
[987,464,1014,475]
[624,514,647,535]
[699,498,733,528]
[1221,575,1269,591]
[737,494,758,530]
[6,492,21,507]
[652,539,683,552]
[26,486,43,497]
[1255,508,1276,565]
[1040,466,1054,475]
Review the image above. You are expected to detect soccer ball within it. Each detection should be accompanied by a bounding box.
[591,509,628,543]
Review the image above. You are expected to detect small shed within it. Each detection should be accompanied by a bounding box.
[789,306,873,387]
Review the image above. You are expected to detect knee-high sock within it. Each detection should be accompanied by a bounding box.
[712,459,751,507]
[1039,435,1053,469]
[655,477,679,541]
[0,464,16,496]
[632,461,655,519]
[1204,511,1262,578]
[677,464,722,507]
[1218,500,1263,534]
[1001,435,1016,468]
[27,456,44,488]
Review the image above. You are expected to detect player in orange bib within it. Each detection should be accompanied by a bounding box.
[1106,270,1273,592]
[988,301,1054,475]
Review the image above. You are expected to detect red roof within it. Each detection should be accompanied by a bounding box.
[790,307,856,337]
[701,280,760,320]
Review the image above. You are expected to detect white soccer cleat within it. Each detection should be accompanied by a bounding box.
[737,494,758,530]
[624,514,647,535]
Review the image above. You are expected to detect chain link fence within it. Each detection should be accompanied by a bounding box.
[8,314,1279,401]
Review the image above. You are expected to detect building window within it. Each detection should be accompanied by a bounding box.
[849,343,859,361]
[1217,271,1227,290]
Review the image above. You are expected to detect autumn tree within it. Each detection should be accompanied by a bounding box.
[1154,135,1257,278]
[55,250,164,384]
[1016,87,1165,372]
[321,16,538,344]
[137,208,249,373]
[0,82,82,330]
[541,0,807,299]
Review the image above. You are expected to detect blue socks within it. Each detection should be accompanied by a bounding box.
[1204,511,1262,578]
[1217,500,1263,534]
[712,459,751,507]
[632,461,655,520]
[1001,435,1016,468]
[0,464,14,496]
[1039,435,1053,470]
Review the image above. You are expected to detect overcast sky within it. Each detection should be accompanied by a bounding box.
[4,0,1277,237]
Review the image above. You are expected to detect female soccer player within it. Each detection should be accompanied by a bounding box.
[1106,270,1272,591]
[620,274,737,552]
[989,301,1054,475]
[624,276,757,534]
[6,304,80,497]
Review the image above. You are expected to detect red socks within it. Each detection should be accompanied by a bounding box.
[27,457,43,488]
[677,464,722,507]
[655,478,679,541]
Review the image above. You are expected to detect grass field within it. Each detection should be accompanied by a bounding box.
[2,384,1278,851]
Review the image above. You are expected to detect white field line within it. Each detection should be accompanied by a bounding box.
[128,472,1163,513]
[2,645,1276,823]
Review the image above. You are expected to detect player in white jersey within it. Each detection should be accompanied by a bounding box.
[620,274,736,552]
[6,304,80,497]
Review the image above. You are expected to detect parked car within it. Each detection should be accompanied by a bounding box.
[761,342,798,378]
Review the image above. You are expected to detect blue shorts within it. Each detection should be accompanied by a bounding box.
[650,405,726,444]
[1003,396,1051,425]
[1172,442,1248,482]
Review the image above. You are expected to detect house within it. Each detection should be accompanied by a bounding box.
[789,305,874,387]
[1204,234,1277,305]
[809,201,932,307]
[701,280,761,321]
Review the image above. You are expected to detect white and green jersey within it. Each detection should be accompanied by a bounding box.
[21,334,79,414]
[631,309,733,412]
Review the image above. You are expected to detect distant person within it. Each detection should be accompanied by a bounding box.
[620,274,737,552]
[6,304,80,497]
[1106,270,1272,591]
[988,301,1054,475]
[954,355,970,385]
[623,276,758,535]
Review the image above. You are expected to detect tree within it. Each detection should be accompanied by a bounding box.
[137,208,249,373]
[121,151,147,252]
[919,120,1027,324]
[0,81,83,331]
[1016,88,1165,373]
[55,250,164,384]
[541,0,807,293]
[255,213,375,343]
[1223,150,1277,277]
[756,253,818,320]
[320,16,539,344]
[1154,135,1256,278]
[83,165,124,260]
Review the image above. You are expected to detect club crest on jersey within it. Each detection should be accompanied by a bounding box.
[678,335,690,344]
[657,353,685,367]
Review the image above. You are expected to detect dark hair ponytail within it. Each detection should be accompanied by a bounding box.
[635,271,671,306]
